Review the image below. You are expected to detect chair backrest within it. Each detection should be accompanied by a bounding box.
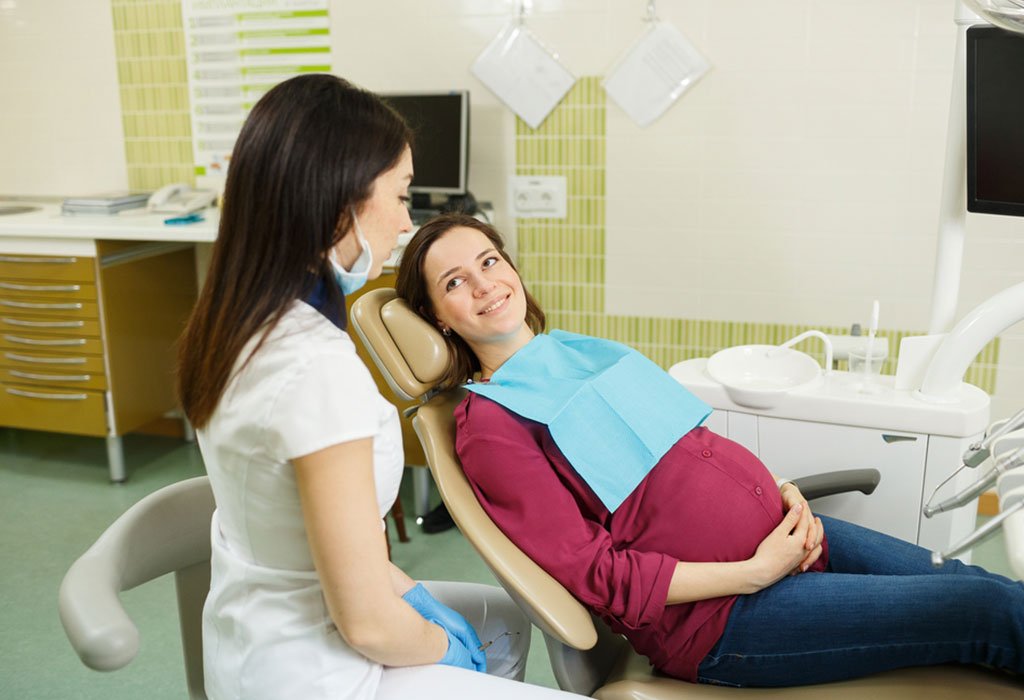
[58,475,214,700]
[351,287,625,694]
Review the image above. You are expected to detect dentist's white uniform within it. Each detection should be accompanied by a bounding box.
[197,301,576,700]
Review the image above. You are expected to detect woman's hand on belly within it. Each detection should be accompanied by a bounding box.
[664,504,812,604]
[779,483,824,573]
[748,503,818,591]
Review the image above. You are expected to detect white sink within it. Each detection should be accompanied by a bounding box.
[705,344,822,409]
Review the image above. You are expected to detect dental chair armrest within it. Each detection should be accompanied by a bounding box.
[793,468,880,501]
[59,552,140,671]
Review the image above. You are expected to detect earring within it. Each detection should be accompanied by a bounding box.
[441,327,451,337]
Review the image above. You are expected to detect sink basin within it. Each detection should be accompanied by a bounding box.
[706,344,822,409]
[0,205,40,215]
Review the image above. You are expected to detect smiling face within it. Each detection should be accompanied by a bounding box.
[333,145,414,279]
[422,225,535,375]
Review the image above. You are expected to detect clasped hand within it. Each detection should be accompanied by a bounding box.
[402,583,487,673]
[780,483,824,574]
[752,485,824,590]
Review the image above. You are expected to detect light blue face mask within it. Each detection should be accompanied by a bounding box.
[331,211,373,295]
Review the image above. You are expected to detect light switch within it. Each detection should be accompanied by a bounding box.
[509,175,567,219]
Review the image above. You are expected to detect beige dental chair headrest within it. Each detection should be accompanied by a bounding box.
[349,288,448,401]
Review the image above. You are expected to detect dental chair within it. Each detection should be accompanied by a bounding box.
[58,476,213,700]
[351,287,1023,700]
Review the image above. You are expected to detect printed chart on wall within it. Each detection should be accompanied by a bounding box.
[181,0,331,177]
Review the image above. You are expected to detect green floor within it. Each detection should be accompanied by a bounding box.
[0,430,1016,698]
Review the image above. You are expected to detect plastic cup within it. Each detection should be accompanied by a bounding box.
[848,348,886,394]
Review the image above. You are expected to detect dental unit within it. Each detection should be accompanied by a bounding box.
[671,2,1024,570]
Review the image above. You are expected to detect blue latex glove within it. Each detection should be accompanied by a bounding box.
[438,627,481,672]
[402,583,487,672]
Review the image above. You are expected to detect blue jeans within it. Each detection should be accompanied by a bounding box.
[696,515,1024,687]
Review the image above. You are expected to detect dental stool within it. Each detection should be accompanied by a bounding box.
[351,287,1022,699]
[59,476,213,700]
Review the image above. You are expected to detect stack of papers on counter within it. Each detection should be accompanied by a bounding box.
[62,191,151,215]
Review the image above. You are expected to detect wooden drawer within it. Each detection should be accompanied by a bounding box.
[0,350,106,374]
[0,383,106,436]
[0,281,98,302]
[0,333,103,355]
[0,314,101,337]
[1,366,106,391]
[0,297,100,319]
[0,255,95,283]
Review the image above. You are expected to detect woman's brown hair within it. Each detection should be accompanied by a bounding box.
[177,74,410,429]
[395,214,545,387]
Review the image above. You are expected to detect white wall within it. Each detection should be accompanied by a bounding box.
[0,0,127,196]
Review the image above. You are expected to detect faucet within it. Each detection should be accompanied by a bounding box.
[774,330,834,373]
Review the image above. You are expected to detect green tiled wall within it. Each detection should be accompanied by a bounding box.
[514,77,1000,392]
[111,0,194,190]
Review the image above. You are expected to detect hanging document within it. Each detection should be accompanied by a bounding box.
[182,0,331,177]
[602,21,709,128]
[471,23,576,130]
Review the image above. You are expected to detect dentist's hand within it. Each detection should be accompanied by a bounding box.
[402,583,487,672]
[438,627,484,672]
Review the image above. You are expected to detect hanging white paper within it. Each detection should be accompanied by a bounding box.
[602,21,709,128]
[470,23,576,129]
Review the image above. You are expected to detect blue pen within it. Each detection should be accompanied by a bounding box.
[164,213,205,225]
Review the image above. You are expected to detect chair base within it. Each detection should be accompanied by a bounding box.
[594,647,1024,699]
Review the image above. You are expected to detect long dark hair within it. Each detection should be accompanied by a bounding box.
[178,74,411,428]
[395,214,545,387]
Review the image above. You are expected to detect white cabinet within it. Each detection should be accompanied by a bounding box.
[703,410,978,551]
[757,416,927,543]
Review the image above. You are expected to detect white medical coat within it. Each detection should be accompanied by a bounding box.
[198,301,404,700]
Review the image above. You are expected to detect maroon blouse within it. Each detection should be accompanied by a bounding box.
[455,392,828,681]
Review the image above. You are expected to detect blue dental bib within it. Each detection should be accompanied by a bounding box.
[465,330,711,512]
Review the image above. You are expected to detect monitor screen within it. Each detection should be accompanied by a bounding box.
[384,91,469,196]
[966,25,1024,217]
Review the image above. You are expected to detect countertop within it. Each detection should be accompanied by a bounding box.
[670,357,991,438]
[0,202,219,243]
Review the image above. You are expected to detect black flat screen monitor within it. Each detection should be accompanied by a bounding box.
[383,91,469,197]
[966,25,1024,217]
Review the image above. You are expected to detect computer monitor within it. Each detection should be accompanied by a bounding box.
[383,90,470,199]
[966,25,1024,217]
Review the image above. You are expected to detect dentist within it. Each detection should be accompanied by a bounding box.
[176,75,579,700]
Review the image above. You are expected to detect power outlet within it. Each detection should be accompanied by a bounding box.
[509,175,567,219]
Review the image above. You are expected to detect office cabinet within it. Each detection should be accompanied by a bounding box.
[0,243,197,480]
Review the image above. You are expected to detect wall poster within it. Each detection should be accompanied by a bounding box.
[181,0,331,177]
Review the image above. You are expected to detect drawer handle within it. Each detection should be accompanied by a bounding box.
[0,281,81,292]
[5,387,87,401]
[0,256,78,264]
[3,334,86,346]
[1,317,84,329]
[0,299,83,310]
[5,352,86,365]
[9,369,91,382]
